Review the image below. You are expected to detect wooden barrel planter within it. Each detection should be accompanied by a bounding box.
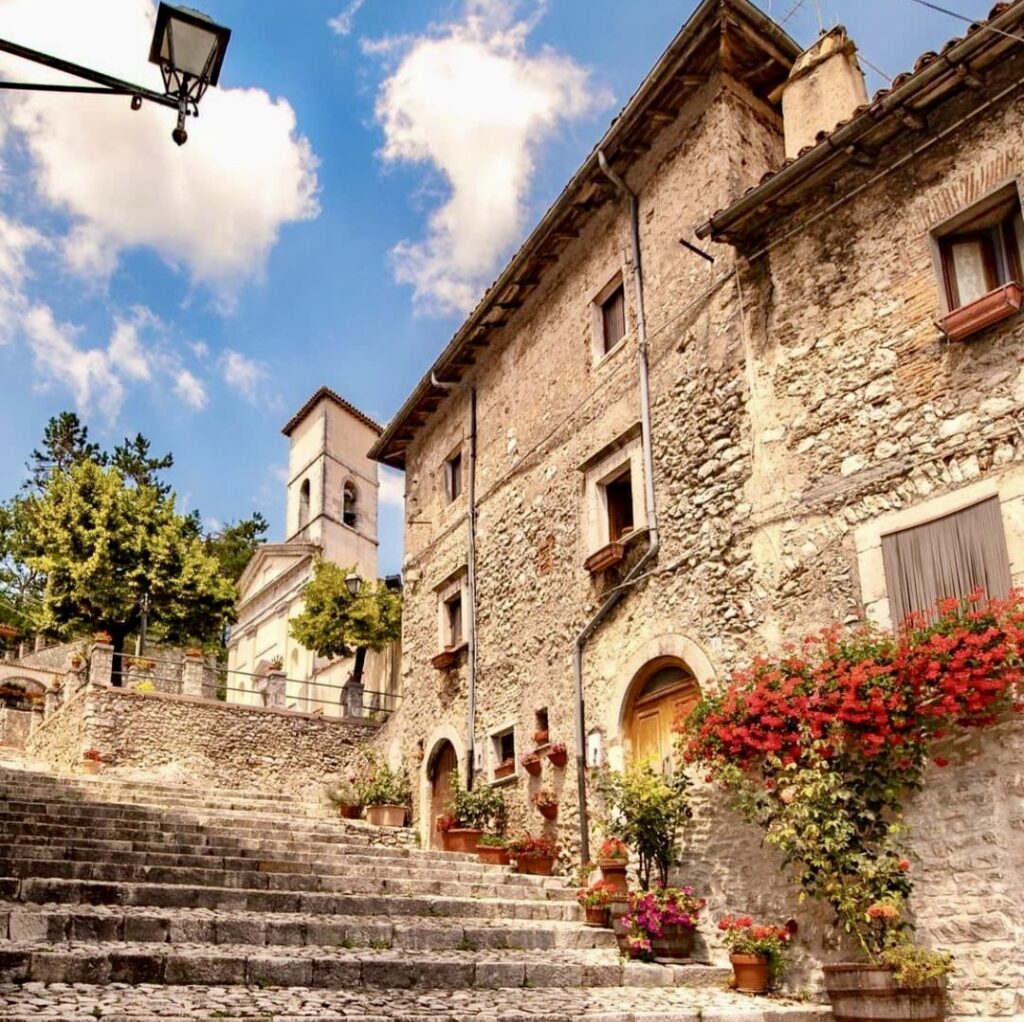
[650,923,695,960]
[731,954,771,994]
[585,906,609,927]
[823,965,946,1022]
[443,828,483,854]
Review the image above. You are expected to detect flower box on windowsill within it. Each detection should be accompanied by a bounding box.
[941,282,1023,341]
[431,643,467,671]
[584,542,626,575]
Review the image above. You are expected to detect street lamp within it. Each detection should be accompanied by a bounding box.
[0,2,231,146]
[344,572,362,599]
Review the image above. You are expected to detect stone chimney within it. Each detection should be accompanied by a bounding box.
[774,26,869,161]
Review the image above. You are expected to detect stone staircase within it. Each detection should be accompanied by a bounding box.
[0,763,829,1020]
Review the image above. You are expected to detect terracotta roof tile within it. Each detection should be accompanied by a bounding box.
[281,386,383,437]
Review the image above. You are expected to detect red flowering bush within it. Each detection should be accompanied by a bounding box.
[577,879,617,908]
[507,833,558,858]
[680,592,1024,960]
[599,836,629,861]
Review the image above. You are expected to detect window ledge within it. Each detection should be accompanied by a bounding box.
[941,282,1023,341]
[584,542,626,574]
[431,642,468,671]
[489,772,520,788]
[593,332,632,370]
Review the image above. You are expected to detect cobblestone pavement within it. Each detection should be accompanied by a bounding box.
[0,982,831,1020]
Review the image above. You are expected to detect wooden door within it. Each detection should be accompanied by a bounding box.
[628,684,699,774]
[429,741,458,849]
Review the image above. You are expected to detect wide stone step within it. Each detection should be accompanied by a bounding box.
[6,877,579,921]
[0,857,571,905]
[0,941,730,990]
[1,904,613,951]
[0,981,831,1020]
[0,845,564,897]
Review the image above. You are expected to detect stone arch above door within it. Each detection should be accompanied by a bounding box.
[602,634,716,772]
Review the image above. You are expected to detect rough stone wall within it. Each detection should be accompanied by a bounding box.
[27,686,381,802]
[385,51,1024,1016]
[25,688,90,772]
[0,707,40,749]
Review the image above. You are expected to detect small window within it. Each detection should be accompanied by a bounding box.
[492,728,515,768]
[604,468,634,542]
[600,284,626,354]
[938,192,1024,311]
[445,450,463,502]
[343,481,357,527]
[444,591,463,648]
[298,479,311,530]
[881,497,1012,628]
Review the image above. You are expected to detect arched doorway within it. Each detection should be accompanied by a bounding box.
[624,657,700,774]
[427,739,458,849]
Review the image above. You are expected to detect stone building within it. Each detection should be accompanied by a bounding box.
[371,0,1024,1012]
[228,387,399,716]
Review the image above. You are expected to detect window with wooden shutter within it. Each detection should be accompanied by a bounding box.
[600,284,626,354]
[445,450,463,502]
[880,496,1012,628]
[445,592,463,647]
[604,468,634,542]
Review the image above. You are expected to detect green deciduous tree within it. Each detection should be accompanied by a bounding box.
[289,560,402,685]
[205,513,269,585]
[24,460,236,661]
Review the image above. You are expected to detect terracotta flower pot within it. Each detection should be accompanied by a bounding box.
[515,854,554,876]
[585,906,610,927]
[477,845,510,866]
[731,953,771,994]
[547,748,567,768]
[597,858,628,894]
[650,923,695,960]
[336,803,361,820]
[537,802,558,821]
[494,761,515,780]
[82,760,101,775]
[523,758,542,776]
[365,804,406,828]
[443,828,484,854]
[823,964,946,1022]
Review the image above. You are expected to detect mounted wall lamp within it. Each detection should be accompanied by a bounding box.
[344,572,362,599]
[0,2,231,146]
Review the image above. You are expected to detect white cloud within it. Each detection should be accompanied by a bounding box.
[367,0,611,313]
[0,0,319,299]
[174,368,207,410]
[220,348,266,403]
[108,312,153,382]
[0,215,43,344]
[379,466,405,508]
[23,305,125,422]
[329,0,366,37]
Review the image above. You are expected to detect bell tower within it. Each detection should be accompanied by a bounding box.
[282,387,381,580]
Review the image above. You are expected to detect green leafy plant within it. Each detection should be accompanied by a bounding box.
[507,833,558,858]
[134,679,156,694]
[448,781,507,832]
[477,834,507,848]
[594,764,691,889]
[326,775,361,808]
[577,879,616,909]
[352,746,410,807]
[876,944,954,985]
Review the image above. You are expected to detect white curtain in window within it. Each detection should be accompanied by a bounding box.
[950,240,989,305]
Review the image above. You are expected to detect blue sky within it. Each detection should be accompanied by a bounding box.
[0,0,996,575]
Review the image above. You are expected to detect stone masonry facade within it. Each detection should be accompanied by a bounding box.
[370,1,1024,1015]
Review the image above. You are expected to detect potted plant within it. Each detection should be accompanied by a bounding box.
[680,593,1024,1020]
[354,747,410,828]
[531,788,558,820]
[92,630,113,645]
[521,752,542,776]
[184,647,204,659]
[326,776,362,819]
[443,781,507,853]
[494,756,515,780]
[594,763,691,889]
[476,834,510,866]
[597,836,629,894]
[69,653,85,671]
[621,884,704,961]
[82,748,104,775]
[509,833,558,876]
[577,879,616,927]
[717,915,793,994]
[546,741,567,767]
[267,655,284,672]
[532,727,549,745]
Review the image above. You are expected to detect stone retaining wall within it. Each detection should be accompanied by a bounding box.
[26,685,382,802]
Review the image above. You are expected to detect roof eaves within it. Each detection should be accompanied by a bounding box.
[696,0,1024,240]
[370,0,801,467]
[282,387,383,438]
